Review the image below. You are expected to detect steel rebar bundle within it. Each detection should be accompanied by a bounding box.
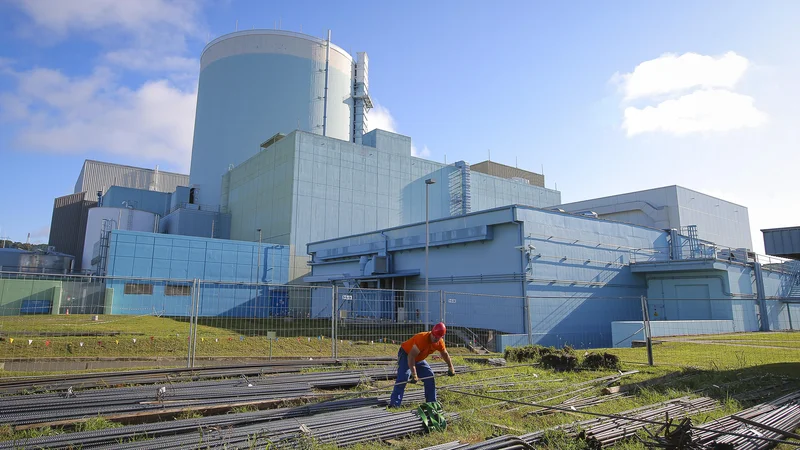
[0,357,396,396]
[518,396,719,447]
[690,391,800,450]
[0,364,460,427]
[0,391,431,450]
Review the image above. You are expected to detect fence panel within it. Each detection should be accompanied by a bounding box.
[332,286,432,357]
[191,282,333,361]
[0,272,193,374]
[442,291,526,352]
[526,295,644,356]
[635,297,800,369]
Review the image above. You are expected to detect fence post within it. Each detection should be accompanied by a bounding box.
[439,291,445,323]
[187,278,197,368]
[640,295,654,366]
[190,279,201,368]
[331,285,337,358]
[524,295,532,345]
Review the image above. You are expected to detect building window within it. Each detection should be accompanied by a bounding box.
[165,283,192,296]
[124,283,153,295]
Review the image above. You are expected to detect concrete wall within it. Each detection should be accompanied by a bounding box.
[102,186,172,216]
[75,160,188,197]
[519,208,667,348]
[611,320,736,348]
[308,206,668,346]
[105,230,290,316]
[557,186,752,250]
[160,208,231,240]
[189,31,354,207]
[224,131,562,282]
[0,278,62,316]
[48,192,97,269]
[224,133,296,247]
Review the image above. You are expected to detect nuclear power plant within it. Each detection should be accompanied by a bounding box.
[1,29,794,349]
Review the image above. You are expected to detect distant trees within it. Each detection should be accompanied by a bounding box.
[0,240,49,252]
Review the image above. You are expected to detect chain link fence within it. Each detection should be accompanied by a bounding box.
[2,271,798,374]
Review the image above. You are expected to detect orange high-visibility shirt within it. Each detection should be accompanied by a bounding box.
[401,332,446,362]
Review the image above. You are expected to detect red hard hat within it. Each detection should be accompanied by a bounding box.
[432,322,446,339]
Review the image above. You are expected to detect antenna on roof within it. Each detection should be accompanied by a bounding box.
[488,149,491,161]
[235,20,238,31]
[516,156,518,168]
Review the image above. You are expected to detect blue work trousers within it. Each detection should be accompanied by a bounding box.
[389,348,436,407]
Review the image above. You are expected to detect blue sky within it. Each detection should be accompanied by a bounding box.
[0,0,798,253]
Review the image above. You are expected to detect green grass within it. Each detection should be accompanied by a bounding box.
[0,315,474,367]
[1,331,799,449]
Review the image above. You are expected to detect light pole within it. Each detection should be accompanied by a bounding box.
[424,178,435,325]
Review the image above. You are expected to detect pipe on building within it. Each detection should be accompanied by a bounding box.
[322,29,331,137]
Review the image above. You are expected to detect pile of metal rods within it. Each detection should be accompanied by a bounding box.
[516,396,719,447]
[690,391,800,450]
[0,357,396,395]
[1,364,460,427]
[579,396,719,447]
[525,391,628,416]
[422,434,534,450]
[0,391,434,450]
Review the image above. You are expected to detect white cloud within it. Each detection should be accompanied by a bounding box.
[367,102,433,159]
[12,0,203,78]
[13,0,201,36]
[411,143,432,158]
[1,67,196,170]
[367,103,398,133]
[104,49,198,74]
[619,52,749,100]
[623,89,767,136]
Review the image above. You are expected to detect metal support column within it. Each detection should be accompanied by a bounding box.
[331,285,337,358]
[439,291,445,323]
[641,295,654,366]
[525,296,532,345]
[753,262,770,331]
[186,279,197,368]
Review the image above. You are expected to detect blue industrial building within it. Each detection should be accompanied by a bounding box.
[33,29,798,348]
[101,186,231,239]
[305,205,799,349]
[104,230,289,317]
[222,129,560,281]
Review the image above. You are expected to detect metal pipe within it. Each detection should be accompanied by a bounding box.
[322,29,330,137]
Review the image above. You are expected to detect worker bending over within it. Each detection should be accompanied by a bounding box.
[390,322,455,407]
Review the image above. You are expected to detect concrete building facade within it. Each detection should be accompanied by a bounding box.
[557,186,752,250]
[305,205,797,349]
[75,160,188,198]
[221,130,561,281]
[49,160,188,270]
[104,230,290,317]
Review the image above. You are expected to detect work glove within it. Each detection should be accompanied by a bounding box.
[447,368,456,377]
[408,374,419,384]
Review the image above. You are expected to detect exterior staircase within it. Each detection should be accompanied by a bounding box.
[449,328,491,354]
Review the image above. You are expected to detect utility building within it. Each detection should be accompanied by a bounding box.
[557,186,752,251]
[306,205,798,349]
[221,130,560,281]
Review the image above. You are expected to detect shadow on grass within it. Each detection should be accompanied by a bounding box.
[625,362,800,406]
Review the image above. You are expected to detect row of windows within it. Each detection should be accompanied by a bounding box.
[123,283,191,296]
